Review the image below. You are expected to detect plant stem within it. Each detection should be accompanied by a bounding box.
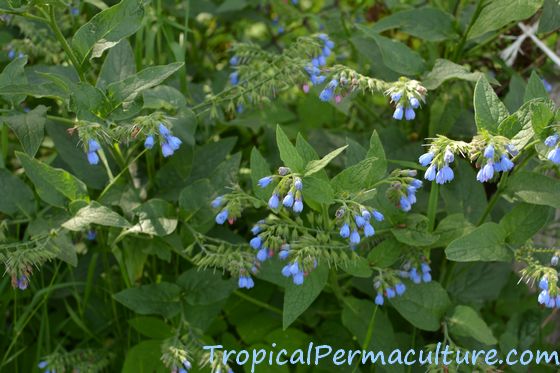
[46,5,86,82]
[350,305,378,373]
[233,290,283,316]
[427,181,439,231]
[452,0,483,61]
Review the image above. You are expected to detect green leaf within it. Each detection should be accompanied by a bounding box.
[177,269,236,305]
[500,203,553,245]
[0,55,27,105]
[370,6,456,41]
[431,214,475,248]
[331,156,378,193]
[448,305,497,345]
[128,317,174,339]
[365,130,387,184]
[3,105,46,157]
[367,238,404,268]
[391,214,440,247]
[62,201,131,231]
[217,0,247,13]
[69,82,112,121]
[423,59,492,90]
[178,179,213,215]
[505,171,560,208]
[467,0,543,40]
[122,340,167,373]
[142,85,186,111]
[339,256,373,278]
[72,0,145,62]
[356,26,426,75]
[250,147,273,201]
[524,71,549,102]
[283,265,328,329]
[447,262,511,303]
[473,76,509,133]
[113,282,182,318]
[96,39,136,89]
[390,281,451,331]
[301,175,334,205]
[538,0,560,33]
[445,223,511,262]
[304,145,347,176]
[16,151,88,208]
[0,168,36,216]
[106,62,184,104]
[124,199,178,237]
[276,125,305,172]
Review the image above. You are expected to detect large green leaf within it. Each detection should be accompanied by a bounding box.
[113,282,182,318]
[2,105,46,157]
[96,39,136,89]
[106,62,184,104]
[447,262,511,303]
[304,145,347,176]
[390,281,451,331]
[370,7,455,41]
[62,201,131,231]
[177,269,236,306]
[122,340,167,373]
[250,147,273,201]
[283,265,328,329]
[473,76,509,133]
[123,199,178,237]
[16,151,88,207]
[467,0,543,40]
[505,171,560,208]
[72,0,144,62]
[423,59,490,90]
[538,0,560,33]
[276,125,305,172]
[523,71,549,102]
[499,203,553,245]
[356,26,426,75]
[448,305,497,345]
[0,168,36,216]
[445,223,511,262]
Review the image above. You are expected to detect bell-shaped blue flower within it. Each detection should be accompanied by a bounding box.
[418,152,434,167]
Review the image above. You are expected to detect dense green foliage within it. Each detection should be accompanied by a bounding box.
[1,0,560,372]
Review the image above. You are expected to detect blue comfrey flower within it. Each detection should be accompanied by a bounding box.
[542,78,552,93]
[161,143,174,157]
[407,191,416,205]
[38,361,48,369]
[281,264,292,277]
[144,135,155,149]
[539,277,548,290]
[424,164,437,181]
[215,210,228,225]
[230,56,239,65]
[545,134,559,147]
[230,71,239,85]
[422,272,432,282]
[494,154,514,172]
[350,230,360,244]
[293,198,304,213]
[435,164,454,184]
[319,83,336,102]
[268,193,280,209]
[318,55,326,66]
[211,196,224,208]
[375,293,384,306]
[251,221,263,235]
[70,6,79,15]
[443,149,454,163]
[404,107,415,121]
[354,215,366,228]
[418,152,434,167]
[86,230,96,241]
[410,97,420,109]
[361,209,371,221]
[547,147,560,164]
[167,136,182,151]
[399,195,411,212]
[339,223,350,238]
[293,272,304,285]
[158,123,170,137]
[294,177,303,190]
[283,192,294,208]
[322,46,331,57]
[17,275,28,290]
[363,223,375,237]
[372,210,384,222]
[156,123,182,157]
[551,255,559,266]
[390,92,402,102]
[250,236,262,249]
[8,49,16,60]
[289,262,300,275]
[256,248,268,262]
[409,268,421,284]
[410,179,423,189]
[238,276,255,289]
[483,144,495,159]
[305,65,320,75]
[538,290,549,305]
[279,247,290,260]
[395,282,406,296]
[86,139,101,165]
[505,143,519,156]
[476,161,494,183]
[258,176,273,188]
[386,288,396,299]
[311,75,326,85]
[393,105,404,120]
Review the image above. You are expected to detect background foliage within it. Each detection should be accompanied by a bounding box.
[1,0,560,372]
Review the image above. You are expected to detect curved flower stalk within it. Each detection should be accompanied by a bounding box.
[517,245,560,309]
[468,133,518,183]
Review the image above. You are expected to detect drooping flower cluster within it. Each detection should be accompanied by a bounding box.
[399,260,433,284]
[468,135,518,183]
[336,204,384,247]
[211,194,243,225]
[537,276,560,309]
[304,34,335,92]
[385,78,427,121]
[544,131,560,165]
[258,167,304,214]
[144,123,182,157]
[420,147,455,185]
[249,220,274,265]
[281,258,317,286]
[385,169,423,212]
[373,277,407,306]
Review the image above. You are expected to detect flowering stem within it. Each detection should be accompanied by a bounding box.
[426,182,439,232]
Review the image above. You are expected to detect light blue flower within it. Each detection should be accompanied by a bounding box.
[161,142,174,157]
[547,147,560,164]
[256,248,268,262]
[211,196,224,208]
[250,236,262,249]
[544,134,559,147]
[483,144,494,159]
[395,283,406,295]
[215,210,228,224]
[339,223,350,238]
[410,97,420,109]
[393,105,404,120]
[293,199,304,213]
[283,192,294,208]
[424,164,437,181]
[363,223,375,237]
[399,196,411,212]
[268,193,280,209]
[374,293,384,306]
[350,230,360,244]
[418,152,434,167]
[87,151,99,165]
[144,135,155,149]
[404,107,415,121]
[293,272,304,285]
[372,210,384,222]
[435,165,454,184]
